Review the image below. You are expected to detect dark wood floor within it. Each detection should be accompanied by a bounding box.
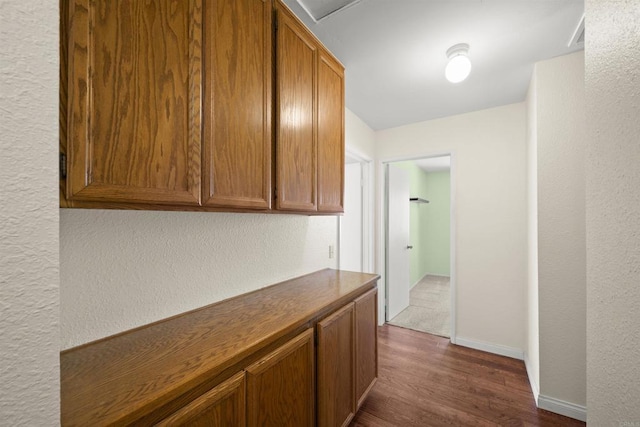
[351,325,585,427]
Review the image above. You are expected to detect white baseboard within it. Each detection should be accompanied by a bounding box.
[410,273,450,290]
[538,394,587,422]
[521,354,586,422]
[523,354,540,404]
[454,336,524,360]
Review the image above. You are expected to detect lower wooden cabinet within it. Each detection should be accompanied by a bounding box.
[246,329,315,426]
[317,289,378,427]
[61,271,379,426]
[159,329,315,427]
[156,371,246,427]
[317,303,356,427]
[355,288,378,408]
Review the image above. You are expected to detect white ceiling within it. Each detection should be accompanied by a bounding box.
[414,156,450,172]
[283,0,584,131]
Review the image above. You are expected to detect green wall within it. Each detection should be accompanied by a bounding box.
[422,171,450,277]
[394,162,450,284]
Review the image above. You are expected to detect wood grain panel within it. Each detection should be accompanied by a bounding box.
[66,0,201,205]
[275,3,317,211]
[61,269,379,425]
[318,302,356,427]
[354,288,377,409]
[317,50,344,213]
[156,371,245,426]
[246,328,315,426]
[203,0,272,209]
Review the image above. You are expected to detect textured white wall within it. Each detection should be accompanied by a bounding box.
[533,52,587,413]
[58,86,374,353]
[59,82,368,352]
[376,103,527,351]
[586,1,640,424]
[61,211,338,348]
[525,71,540,399]
[0,0,60,424]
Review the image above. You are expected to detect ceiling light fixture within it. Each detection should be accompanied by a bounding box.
[445,43,471,83]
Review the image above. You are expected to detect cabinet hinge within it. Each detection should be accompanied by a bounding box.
[60,153,67,179]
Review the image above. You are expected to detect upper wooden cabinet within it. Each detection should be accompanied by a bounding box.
[203,0,273,210]
[317,51,345,212]
[275,0,345,213]
[64,0,202,206]
[61,0,344,214]
[275,3,317,212]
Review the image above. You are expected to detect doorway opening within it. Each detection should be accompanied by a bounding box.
[383,154,455,340]
[339,149,374,273]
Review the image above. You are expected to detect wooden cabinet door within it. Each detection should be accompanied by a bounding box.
[202,0,272,209]
[246,328,315,426]
[64,0,202,205]
[317,303,355,427]
[317,50,345,213]
[354,288,378,408]
[275,2,317,212]
[156,371,245,426]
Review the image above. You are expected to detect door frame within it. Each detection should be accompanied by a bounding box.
[338,146,374,273]
[377,152,457,344]
[385,163,411,320]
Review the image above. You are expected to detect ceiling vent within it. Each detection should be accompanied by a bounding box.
[569,14,585,48]
[296,0,360,23]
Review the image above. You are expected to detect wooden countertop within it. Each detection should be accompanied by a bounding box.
[61,269,380,426]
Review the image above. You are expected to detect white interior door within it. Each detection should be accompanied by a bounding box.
[340,162,363,271]
[387,164,411,320]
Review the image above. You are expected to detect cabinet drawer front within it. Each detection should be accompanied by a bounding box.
[66,0,202,205]
[246,328,315,426]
